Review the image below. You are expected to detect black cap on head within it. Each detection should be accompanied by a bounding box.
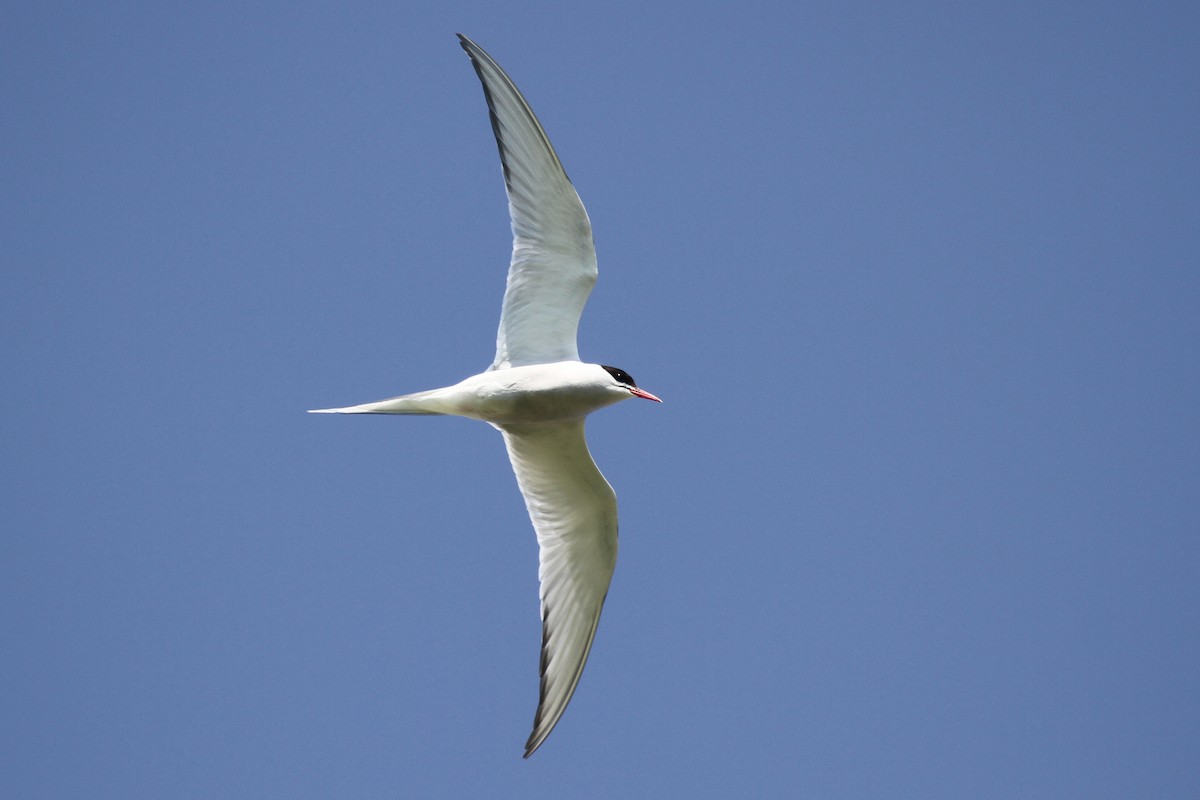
[600,365,638,387]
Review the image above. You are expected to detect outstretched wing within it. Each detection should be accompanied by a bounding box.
[458,34,598,370]
[499,420,618,757]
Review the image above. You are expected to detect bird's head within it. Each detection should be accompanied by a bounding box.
[601,365,662,403]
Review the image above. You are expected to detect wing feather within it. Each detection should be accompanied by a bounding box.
[499,420,617,757]
[458,34,598,369]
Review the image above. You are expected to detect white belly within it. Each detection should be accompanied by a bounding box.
[451,362,624,424]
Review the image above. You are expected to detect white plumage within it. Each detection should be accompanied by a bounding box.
[310,34,660,757]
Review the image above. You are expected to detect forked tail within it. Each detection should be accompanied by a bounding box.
[308,388,450,415]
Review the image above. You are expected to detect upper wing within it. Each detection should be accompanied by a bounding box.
[458,34,598,370]
[499,420,618,757]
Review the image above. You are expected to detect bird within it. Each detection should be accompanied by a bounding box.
[310,34,660,757]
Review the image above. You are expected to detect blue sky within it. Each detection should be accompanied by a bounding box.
[4,2,1198,797]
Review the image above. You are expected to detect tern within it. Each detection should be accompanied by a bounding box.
[310,34,660,757]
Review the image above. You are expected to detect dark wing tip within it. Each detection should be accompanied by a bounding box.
[522,605,555,758]
[455,34,518,197]
[521,595,609,758]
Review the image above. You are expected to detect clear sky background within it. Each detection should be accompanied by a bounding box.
[4,2,1198,797]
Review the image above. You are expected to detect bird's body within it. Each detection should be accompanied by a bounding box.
[312,361,641,425]
[310,34,659,757]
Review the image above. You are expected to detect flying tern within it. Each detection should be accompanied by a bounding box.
[310,34,660,757]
